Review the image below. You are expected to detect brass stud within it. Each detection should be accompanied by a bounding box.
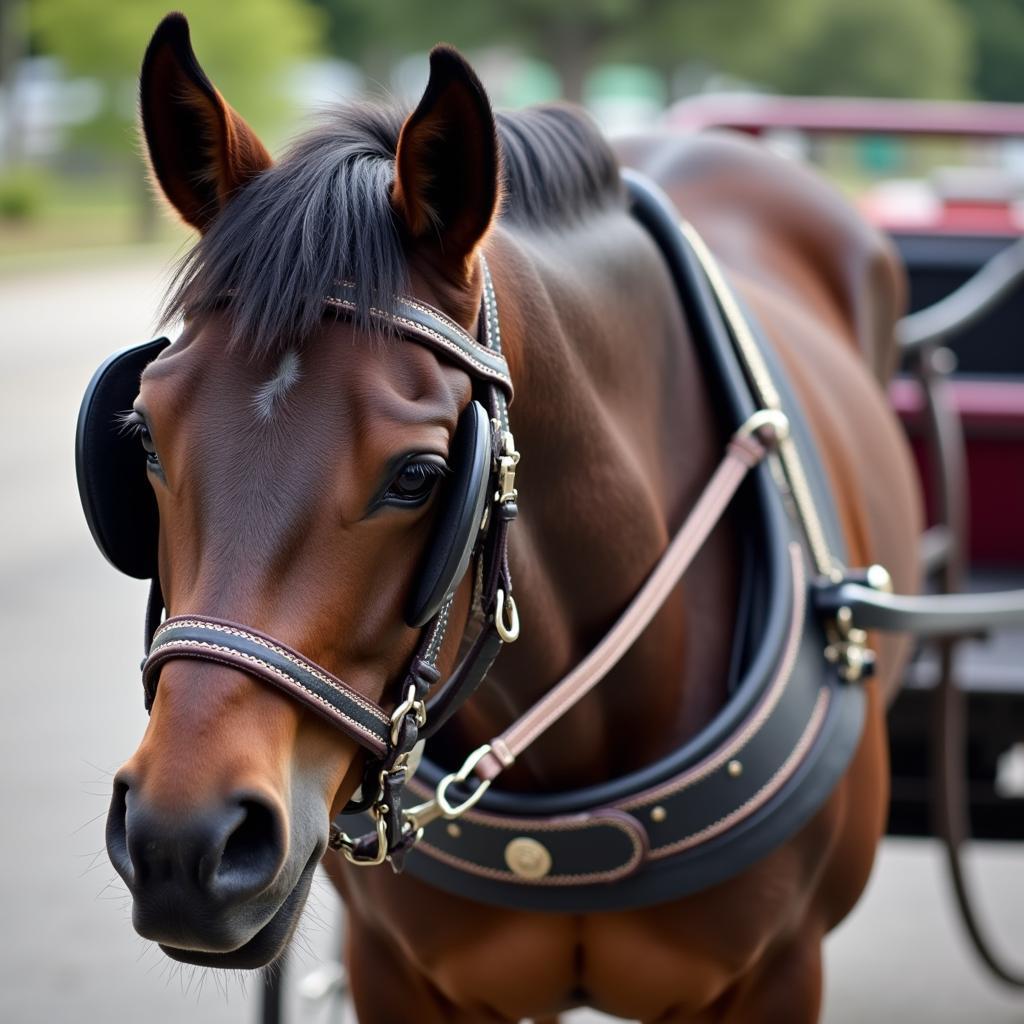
[650,805,667,823]
[446,823,461,838]
[727,759,743,778]
[504,837,552,879]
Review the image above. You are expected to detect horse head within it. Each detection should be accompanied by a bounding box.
[105,13,502,968]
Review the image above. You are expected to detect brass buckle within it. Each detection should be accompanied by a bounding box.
[435,744,494,818]
[824,566,890,682]
[389,683,427,747]
[495,589,520,643]
[496,430,520,504]
[824,605,876,683]
[735,408,790,444]
[330,810,388,867]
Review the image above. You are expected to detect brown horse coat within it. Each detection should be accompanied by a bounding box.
[108,16,921,1023]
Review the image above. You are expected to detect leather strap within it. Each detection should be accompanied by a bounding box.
[424,627,505,739]
[144,617,393,756]
[325,284,513,399]
[472,429,776,784]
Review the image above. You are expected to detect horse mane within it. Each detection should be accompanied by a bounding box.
[162,101,623,356]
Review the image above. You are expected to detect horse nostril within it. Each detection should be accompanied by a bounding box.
[105,778,134,887]
[208,796,285,901]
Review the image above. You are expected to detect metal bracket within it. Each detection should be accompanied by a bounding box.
[496,430,520,504]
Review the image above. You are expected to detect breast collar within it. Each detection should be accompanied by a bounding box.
[342,171,886,910]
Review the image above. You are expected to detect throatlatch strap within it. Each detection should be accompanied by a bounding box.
[143,617,392,756]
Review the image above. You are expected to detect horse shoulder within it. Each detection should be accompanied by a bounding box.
[614,129,906,383]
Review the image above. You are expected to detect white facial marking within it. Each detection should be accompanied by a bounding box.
[252,350,302,422]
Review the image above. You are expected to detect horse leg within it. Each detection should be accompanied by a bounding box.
[648,933,824,1024]
[346,915,513,1024]
[716,933,824,1024]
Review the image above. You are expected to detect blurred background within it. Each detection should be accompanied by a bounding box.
[2,1,1024,1022]
[3,0,1024,264]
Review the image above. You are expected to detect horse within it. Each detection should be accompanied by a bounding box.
[93,13,921,1022]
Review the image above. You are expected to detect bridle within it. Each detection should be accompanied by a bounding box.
[140,255,522,870]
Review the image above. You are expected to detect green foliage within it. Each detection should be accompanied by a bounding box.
[31,0,323,157]
[0,168,47,221]
[309,0,974,102]
[770,0,972,99]
[954,0,1024,101]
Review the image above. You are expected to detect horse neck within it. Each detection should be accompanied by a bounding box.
[447,212,739,790]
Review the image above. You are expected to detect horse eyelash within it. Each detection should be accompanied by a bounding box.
[404,460,450,479]
[116,410,146,437]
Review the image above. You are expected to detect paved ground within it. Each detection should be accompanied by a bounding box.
[1,257,1022,1023]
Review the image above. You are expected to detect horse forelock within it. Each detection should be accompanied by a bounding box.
[161,99,624,358]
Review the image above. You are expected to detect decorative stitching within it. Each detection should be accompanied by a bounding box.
[152,619,390,723]
[619,543,806,810]
[146,641,388,751]
[330,279,488,354]
[323,297,512,388]
[415,814,646,885]
[424,597,453,664]
[649,688,830,858]
[398,298,482,347]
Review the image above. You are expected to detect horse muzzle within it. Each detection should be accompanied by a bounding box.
[106,774,320,966]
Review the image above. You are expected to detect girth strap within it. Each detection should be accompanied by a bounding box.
[143,617,393,757]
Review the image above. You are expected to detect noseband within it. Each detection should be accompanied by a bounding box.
[138,255,521,869]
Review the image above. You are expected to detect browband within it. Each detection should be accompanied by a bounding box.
[325,282,514,399]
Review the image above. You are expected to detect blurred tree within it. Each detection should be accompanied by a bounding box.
[607,0,821,98]
[32,0,322,235]
[767,0,972,99]
[33,0,322,151]
[953,0,1024,101]
[1,0,29,166]
[310,0,974,105]
[311,0,679,103]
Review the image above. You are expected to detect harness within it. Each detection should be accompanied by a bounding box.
[74,173,891,901]
[343,173,877,907]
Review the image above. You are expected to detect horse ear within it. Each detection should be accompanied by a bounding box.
[392,46,499,276]
[139,13,272,232]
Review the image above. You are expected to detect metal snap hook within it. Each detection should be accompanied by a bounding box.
[435,744,495,818]
[495,589,520,643]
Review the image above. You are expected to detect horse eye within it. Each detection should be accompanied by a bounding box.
[138,424,159,466]
[383,457,447,507]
